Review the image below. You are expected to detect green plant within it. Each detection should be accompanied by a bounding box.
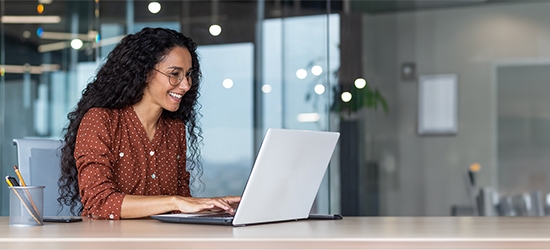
[331,81,389,116]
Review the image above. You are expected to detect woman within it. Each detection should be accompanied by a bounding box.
[58,27,240,220]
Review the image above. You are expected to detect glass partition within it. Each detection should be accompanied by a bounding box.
[3,0,549,218]
[346,0,550,216]
[0,0,336,215]
[1,0,99,215]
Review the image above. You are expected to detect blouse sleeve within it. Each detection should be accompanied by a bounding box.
[75,108,125,220]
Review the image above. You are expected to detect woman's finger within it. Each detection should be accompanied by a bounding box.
[175,196,242,214]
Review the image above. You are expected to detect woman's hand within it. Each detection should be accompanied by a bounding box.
[120,195,241,219]
[172,196,241,214]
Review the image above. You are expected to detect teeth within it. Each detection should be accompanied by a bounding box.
[169,92,182,99]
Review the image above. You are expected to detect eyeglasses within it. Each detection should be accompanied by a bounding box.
[153,68,193,86]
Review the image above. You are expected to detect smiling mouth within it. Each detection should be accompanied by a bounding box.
[169,92,183,99]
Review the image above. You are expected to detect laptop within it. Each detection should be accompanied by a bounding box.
[151,128,340,226]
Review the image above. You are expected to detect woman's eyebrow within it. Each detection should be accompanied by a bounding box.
[166,66,194,72]
[166,66,183,70]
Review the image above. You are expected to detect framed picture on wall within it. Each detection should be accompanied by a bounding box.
[418,74,458,135]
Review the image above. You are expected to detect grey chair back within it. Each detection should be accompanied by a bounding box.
[13,138,72,216]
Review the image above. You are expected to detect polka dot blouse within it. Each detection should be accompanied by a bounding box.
[74,106,191,220]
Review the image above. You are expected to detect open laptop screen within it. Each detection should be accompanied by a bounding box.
[152,128,340,226]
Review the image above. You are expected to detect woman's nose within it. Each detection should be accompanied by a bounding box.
[178,77,191,91]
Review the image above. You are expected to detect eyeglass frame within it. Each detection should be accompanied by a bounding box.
[153,67,194,87]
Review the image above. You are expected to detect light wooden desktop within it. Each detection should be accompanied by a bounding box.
[1,216,550,249]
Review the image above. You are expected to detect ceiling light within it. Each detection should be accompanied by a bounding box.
[0,64,60,74]
[70,39,83,50]
[22,31,31,39]
[37,4,45,14]
[209,24,222,36]
[262,84,272,93]
[1,15,61,24]
[38,41,68,53]
[311,65,323,76]
[222,78,234,89]
[36,27,44,37]
[354,78,367,89]
[296,69,307,79]
[38,35,123,53]
[148,2,161,14]
[297,113,320,123]
[93,35,125,48]
[341,92,352,102]
[314,84,325,95]
[40,31,93,41]
[38,0,53,4]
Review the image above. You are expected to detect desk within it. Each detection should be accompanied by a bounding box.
[1,216,550,249]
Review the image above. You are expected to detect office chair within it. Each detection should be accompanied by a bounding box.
[13,138,72,216]
[511,193,532,216]
[497,195,516,216]
[529,190,545,216]
[476,187,499,216]
[545,193,550,216]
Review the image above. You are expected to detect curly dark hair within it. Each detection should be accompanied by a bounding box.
[58,27,204,215]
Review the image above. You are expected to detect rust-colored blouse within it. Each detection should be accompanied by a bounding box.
[74,107,191,220]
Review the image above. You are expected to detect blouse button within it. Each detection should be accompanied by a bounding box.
[119,152,124,157]
[109,214,114,219]
[149,151,154,156]
[151,174,156,179]
[177,155,180,160]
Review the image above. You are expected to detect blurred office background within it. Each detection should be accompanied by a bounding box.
[2,0,550,217]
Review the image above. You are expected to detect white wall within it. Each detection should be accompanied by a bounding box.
[366,2,550,215]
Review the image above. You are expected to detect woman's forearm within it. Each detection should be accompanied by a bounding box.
[120,195,241,219]
[121,195,177,219]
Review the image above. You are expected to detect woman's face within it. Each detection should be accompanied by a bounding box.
[143,46,193,112]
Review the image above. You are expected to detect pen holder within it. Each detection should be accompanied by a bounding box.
[9,186,44,226]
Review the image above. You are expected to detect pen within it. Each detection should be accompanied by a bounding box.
[6,175,19,187]
[5,176,14,187]
[12,166,42,220]
[13,165,26,186]
[5,176,42,224]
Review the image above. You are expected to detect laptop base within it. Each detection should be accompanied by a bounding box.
[151,214,234,226]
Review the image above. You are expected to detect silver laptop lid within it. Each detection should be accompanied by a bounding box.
[232,128,339,226]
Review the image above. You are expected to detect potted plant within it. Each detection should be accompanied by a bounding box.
[330,78,388,118]
[331,78,388,216]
